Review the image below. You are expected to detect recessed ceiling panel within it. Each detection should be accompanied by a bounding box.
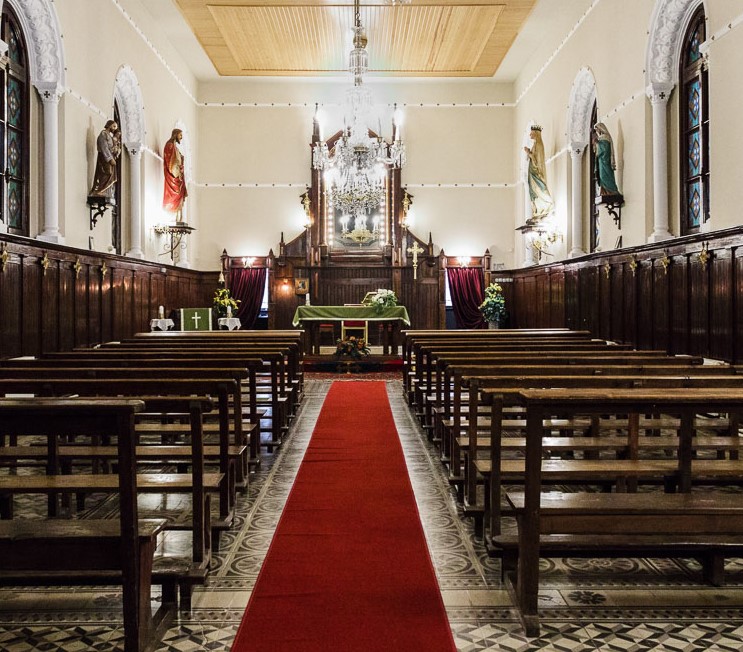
[175,1,535,77]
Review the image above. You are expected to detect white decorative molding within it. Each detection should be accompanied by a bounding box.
[516,0,603,104]
[197,182,515,189]
[567,67,596,149]
[707,10,743,44]
[8,0,65,90]
[202,101,516,109]
[66,88,108,119]
[600,89,645,122]
[108,0,197,104]
[143,147,164,163]
[645,0,702,89]
[546,147,570,165]
[114,65,146,150]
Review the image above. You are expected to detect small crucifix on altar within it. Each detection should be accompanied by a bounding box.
[407,241,424,280]
[191,312,202,329]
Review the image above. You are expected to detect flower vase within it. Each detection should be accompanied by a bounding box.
[488,321,500,330]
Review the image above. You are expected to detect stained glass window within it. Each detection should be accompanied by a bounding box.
[680,7,708,235]
[1,6,29,236]
[588,102,600,253]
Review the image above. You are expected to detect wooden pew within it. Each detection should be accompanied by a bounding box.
[0,398,174,652]
[468,375,743,538]
[400,329,593,398]
[0,361,258,483]
[89,343,295,450]
[0,379,233,563]
[496,387,743,636]
[40,349,278,456]
[429,354,708,467]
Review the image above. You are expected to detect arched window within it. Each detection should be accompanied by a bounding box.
[112,102,122,254]
[679,5,708,235]
[588,101,599,252]
[1,5,29,236]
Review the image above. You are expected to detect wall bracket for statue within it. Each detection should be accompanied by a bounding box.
[596,193,624,228]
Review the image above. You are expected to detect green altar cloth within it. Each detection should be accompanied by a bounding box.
[292,305,411,327]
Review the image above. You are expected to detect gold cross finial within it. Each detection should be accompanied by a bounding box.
[407,241,424,280]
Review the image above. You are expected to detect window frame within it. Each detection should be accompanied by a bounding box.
[1,4,30,237]
[588,102,599,252]
[679,5,709,235]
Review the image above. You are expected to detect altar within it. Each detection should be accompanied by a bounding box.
[292,305,410,355]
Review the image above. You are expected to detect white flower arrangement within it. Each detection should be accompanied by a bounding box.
[367,288,398,313]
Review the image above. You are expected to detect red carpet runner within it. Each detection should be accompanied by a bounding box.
[232,381,456,652]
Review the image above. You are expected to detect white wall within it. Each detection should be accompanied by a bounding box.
[195,79,516,267]
[21,0,743,271]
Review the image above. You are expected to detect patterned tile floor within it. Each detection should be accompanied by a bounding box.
[1,378,743,650]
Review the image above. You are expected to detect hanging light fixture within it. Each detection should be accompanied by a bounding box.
[312,0,406,245]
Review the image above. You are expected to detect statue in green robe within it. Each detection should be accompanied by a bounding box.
[592,122,623,199]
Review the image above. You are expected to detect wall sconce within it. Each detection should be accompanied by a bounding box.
[242,256,255,267]
[457,256,470,267]
[517,217,563,264]
[218,269,225,285]
[154,222,195,262]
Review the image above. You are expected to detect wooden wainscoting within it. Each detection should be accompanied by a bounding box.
[509,226,743,363]
[0,235,218,358]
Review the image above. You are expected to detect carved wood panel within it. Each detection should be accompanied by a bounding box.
[510,227,743,363]
[0,235,217,359]
[637,260,654,350]
[709,249,732,361]
[652,260,670,353]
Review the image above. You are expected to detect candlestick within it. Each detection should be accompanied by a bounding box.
[158,305,164,319]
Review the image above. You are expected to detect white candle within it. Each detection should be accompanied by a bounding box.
[227,305,232,318]
[158,305,164,319]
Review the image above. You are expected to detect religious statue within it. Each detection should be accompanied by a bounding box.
[163,128,188,221]
[88,119,121,198]
[523,125,554,220]
[592,122,623,201]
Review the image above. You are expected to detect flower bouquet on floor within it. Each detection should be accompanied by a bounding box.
[478,282,506,328]
[335,336,371,360]
[335,336,371,374]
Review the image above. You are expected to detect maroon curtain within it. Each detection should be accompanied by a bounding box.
[447,267,486,329]
[229,267,267,329]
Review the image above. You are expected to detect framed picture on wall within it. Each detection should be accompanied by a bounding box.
[294,278,308,295]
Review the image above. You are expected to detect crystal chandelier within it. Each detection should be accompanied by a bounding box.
[312,0,406,243]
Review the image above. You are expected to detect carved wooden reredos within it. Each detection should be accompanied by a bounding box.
[218,123,498,332]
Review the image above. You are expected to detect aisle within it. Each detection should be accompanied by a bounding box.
[231,381,456,651]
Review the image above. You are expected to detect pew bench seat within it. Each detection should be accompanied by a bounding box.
[503,490,743,636]
[0,517,173,649]
[491,532,743,585]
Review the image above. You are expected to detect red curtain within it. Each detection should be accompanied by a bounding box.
[447,267,486,329]
[229,267,267,329]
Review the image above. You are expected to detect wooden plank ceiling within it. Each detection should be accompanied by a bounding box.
[173,1,537,77]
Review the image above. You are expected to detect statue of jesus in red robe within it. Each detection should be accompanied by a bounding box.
[163,128,188,221]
